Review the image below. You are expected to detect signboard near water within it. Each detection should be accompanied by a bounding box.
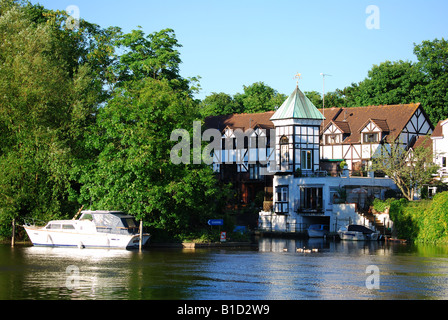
[220,232,227,242]
[208,219,224,226]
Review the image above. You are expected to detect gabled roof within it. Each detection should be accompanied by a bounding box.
[270,86,325,121]
[358,118,390,133]
[204,102,428,146]
[431,119,448,138]
[321,103,422,144]
[322,120,351,135]
[412,135,433,151]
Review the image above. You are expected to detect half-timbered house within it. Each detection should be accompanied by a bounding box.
[320,103,433,175]
[204,87,435,232]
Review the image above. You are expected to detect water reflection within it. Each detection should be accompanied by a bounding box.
[1,241,448,300]
[19,247,137,300]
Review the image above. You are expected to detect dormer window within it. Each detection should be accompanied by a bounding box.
[325,134,341,145]
[363,132,379,143]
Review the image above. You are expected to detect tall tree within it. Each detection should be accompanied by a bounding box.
[234,82,287,113]
[199,92,242,117]
[78,78,225,237]
[77,27,227,238]
[339,60,424,108]
[413,38,448,125]
[0,3,104,232]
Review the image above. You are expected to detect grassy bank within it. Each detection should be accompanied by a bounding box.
[377,191,448,244]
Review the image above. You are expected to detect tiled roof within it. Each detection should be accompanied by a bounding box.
[204,97,425,146]
[431,119,446,138]
[322,104,422,144]
[204,111,275,132]
[413,135,433,153]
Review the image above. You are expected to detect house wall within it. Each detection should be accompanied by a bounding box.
[321,105,433,172]
[265,175,397,232]
[331,204,374,232]
[433,119,448,183]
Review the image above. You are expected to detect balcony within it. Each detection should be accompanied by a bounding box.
[297,208,325,216]
[294,170,328,178]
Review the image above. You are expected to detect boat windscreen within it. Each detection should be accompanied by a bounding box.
[347,225,374,234]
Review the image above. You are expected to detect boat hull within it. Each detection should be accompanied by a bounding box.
[338,231,379,241]
[307,229,328,238]
[24,226,150,249]
[307,224,329,238]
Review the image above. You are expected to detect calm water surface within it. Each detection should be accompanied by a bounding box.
[1,238,448,300]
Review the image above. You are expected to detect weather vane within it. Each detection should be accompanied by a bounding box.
[294,72,302,87]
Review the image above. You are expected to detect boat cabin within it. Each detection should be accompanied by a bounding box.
[79,211,140,235]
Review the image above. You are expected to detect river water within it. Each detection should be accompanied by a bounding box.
[1,238,448,300]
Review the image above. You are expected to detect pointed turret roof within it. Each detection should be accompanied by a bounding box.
[270,86,325,121]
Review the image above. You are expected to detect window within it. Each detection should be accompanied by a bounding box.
[62,224,75,230]
[280,136,289,170]
[443,157,447,168]
[325,134,341,144]
[300,187,323,212]
[363,133,379,143]
[46,223,61,229]
[275,186,289,214]
[301,150,313,170]
[249,164,260,180]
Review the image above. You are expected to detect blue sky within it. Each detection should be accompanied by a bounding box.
[31,0,448,100]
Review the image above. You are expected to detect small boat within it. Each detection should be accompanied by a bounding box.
[338,225,379,241]
[307,224,329,238]
[23,210,150,249]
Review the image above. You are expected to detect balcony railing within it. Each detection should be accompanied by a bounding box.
[297,208,325,215]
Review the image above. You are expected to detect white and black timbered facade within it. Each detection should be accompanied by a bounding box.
[320,103,433,173]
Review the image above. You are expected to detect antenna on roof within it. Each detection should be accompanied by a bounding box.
[320,73,332,118]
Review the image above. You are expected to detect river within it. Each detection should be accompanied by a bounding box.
[1,238,448,300]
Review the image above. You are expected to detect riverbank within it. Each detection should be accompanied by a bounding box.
[151,241,258,249]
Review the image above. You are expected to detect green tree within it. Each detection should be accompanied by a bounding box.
[370,136,439,201]
[340,60,424,108]
[78,78,224,238]
[0,3,103,234]
[199,92,242,117]
[338,39,448,124]
[413,38,448,125]
[304,90,322,108]
[234,82,287,113]
[112,27,191,93]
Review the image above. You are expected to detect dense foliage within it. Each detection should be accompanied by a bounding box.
[375,192,448,244]
[0,1,227,240]
[1,1,447,242]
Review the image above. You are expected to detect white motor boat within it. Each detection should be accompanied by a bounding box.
[23,210,150,249]
[338,225,379,241]
[307,224,329,238]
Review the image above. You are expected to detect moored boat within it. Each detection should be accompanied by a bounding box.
[307,224,329,238]
[338,224,379,241]
[23,210,150,249]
